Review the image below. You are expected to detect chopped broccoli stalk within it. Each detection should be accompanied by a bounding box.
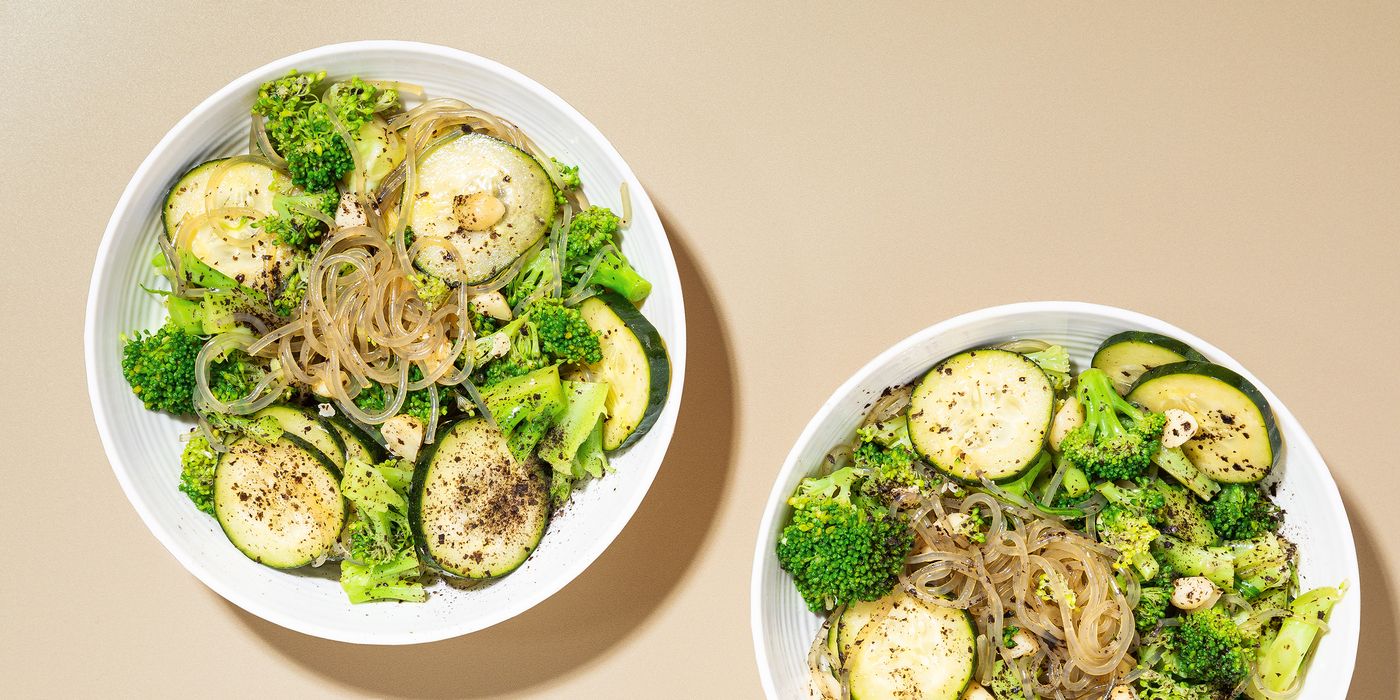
[1060,464,1091,499]
[178,435,219,515]
[121,317,204,415]
[1151,446,1221,501]
[478,364,567,463]
[1204,483,1282,541]
[775,466,914,612]
[1172,605,1257,688]
[988,659,1030,700]
[258,189,338,249]
[1059,368,1167,480]
[999,451,1051,503]
[1256,585,1344,693]
[199,291,264,335]
[537,381,610,502]
[165,295,204,336]
[1225,532,1295,598]
[1135,586,1172,635]
[1153,479,1217,547]
[1097,505,1162,580]
[340,550,426,604]
[1154,535,1235,591]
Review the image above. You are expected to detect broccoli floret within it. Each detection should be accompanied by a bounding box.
[1204,483,1282,541]
[121,318,204,415]
[272,255,311,317]
[528,297,602,365]
[552,158,582,203]
[1135,669,1216,700]
[1059,368,1167,480]
[178,435,219,515]
[206,349,277,405]
[775,467,914,612]
[1036,570,1078,610]
[253,70,350,191]
[505,246,554,307]
[988,659,1028,700]
[1172,606,1257,688]
[257,189,338,249]
[354,365,449,427]
[323,77,399,132]
[1002,625,1020,648]
[410,271,453,312]
[470,316,547,387]
[1097,505,1162,580]
[853,438,926,504]
[856,413,913,452]
[1135,586,1172,635]
[563,206,652,301]
[1096,480,1167,524]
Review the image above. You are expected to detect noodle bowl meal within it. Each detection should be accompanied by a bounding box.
[776,333,1343,700]
[116,67,671,605]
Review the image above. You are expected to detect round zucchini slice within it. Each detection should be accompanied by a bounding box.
[1127,361,1281,483]
[908,348,1054,484]
[1092,331,1207,396]
[847,590,977,700]
[410,417,550,579]
[213,436,346,569]
[574,291,670,451]
[162,158,300,301]
[408,132,556,285]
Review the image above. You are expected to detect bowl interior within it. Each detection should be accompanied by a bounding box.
[86,41,686,644]
[751,302,1357,699]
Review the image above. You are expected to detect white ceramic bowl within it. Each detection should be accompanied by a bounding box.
[85,41,686,644]
[751,302,1357,699]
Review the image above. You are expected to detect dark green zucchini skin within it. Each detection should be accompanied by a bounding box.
[1093,331,1208,364]
[1129,361,1282,481]
[595,290,671,451]
[282,432,345,482]
[326,413,389,464]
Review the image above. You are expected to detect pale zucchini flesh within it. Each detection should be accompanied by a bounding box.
[255,405,346,471]
[1091,331,1207,396]
[908,348,1054,483]
[575,293,669,451]
[213,437,345,569]
[847,590,977,700]
[163,158,301,300]
[1128,362,1279,483]
[411,418,549,579]
[409,133,555,285]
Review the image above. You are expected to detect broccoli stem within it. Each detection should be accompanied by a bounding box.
[588,250,652,302]
[1152,446,1221,501]
[1154,535,1235,591]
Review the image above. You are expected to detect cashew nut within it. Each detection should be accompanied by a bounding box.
[1172,576,1222,611]
[1161,408,1199,449]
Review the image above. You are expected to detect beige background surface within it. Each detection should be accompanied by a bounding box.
[2,1,1396,698]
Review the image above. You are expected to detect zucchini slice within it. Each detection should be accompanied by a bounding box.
[829,595,884,664]
[162,158,300,301]
[908,348,1054,484]
[410,417,550,579]
[847,590,977,700]
[408,133,556,285]
[574,292,671,451]
[254,405,346,472]
[326,414,388,465]
[1091,331,1207,396]
[213,436,346,568]
[1128,362,1281,483]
